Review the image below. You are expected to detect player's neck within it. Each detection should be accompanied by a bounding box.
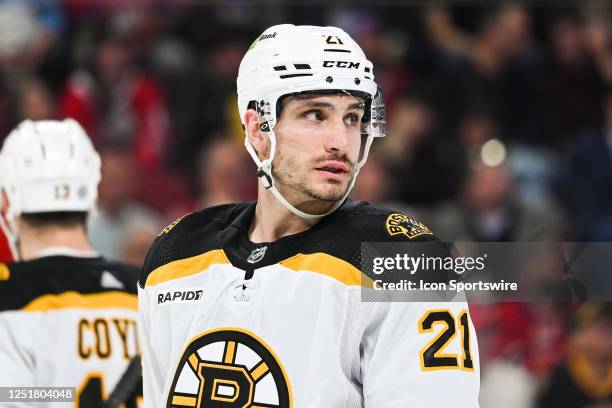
[249,188,321,243]
[17,224,94,261]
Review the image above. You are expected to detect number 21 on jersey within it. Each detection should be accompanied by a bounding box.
[418,309,475,372]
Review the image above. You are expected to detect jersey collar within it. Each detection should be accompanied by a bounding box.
[34,246,100,259]
[221,199,367,276]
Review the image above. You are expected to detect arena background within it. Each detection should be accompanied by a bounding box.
[0,1,610,406]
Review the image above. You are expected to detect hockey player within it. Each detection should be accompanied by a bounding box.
[139,24,480,407]
[0,120,141,407]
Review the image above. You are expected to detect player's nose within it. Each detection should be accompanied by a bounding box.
[323,117,352,152]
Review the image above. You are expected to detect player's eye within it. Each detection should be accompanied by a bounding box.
[303,110,324,121]
[344,112,362,126]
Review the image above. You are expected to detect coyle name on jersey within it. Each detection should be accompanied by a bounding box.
[0,254,142,407]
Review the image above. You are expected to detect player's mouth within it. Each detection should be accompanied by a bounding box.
[315,161,350,181]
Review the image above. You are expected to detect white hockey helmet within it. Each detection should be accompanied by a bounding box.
[237,24,386,219]
[0,119,101,244]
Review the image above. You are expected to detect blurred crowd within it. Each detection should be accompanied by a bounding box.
[0,1,610,406]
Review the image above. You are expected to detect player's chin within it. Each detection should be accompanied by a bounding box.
[310,181,350,202]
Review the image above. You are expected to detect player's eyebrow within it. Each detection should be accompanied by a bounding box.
[297,100,365,111]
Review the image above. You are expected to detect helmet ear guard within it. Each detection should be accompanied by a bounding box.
[244,99,277,190]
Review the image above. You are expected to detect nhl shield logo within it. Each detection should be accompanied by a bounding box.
[247,246,267,264]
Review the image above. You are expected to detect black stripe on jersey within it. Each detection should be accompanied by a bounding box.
[140,203,243,287]
[222,199,448,269]
[0,256,140,311]
[140,199,453,286]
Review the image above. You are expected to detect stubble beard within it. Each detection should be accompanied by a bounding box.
[271,154,354,203]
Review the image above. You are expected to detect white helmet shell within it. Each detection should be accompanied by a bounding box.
[236,24,386,219]
[0,119,101,225]
[238,24,378,126]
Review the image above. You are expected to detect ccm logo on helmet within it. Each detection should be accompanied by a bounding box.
[158,288,203,305]
[323,61,360,69]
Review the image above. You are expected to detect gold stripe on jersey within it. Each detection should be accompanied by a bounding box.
[250,361,269,382]
[22,291,137,312]
[224,341,237,364]
[279,252,373,287]
[145,249,230,287]
[188,353,199,371]
[0,263,9,280]
[171,395,197,407]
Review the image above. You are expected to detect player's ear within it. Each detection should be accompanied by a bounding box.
[244,109,269,160]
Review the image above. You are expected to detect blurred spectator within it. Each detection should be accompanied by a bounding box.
[538,303,612,408]
[352,150,389,205]
[454,108,560,210]
[583,14,612,83]
[380,91,465,206]
[473,301,570,373]
[458,109,498,150]
[119,212,162,266]
[426,4,534,67]
[183,39,246,176]
[506,144,560,209]
[195,137,256,209]
[351,149,424,217]
[0,0,64,74]
[0,1,63,139]
[541,12,606,148]
[88,146,162,259]
[15,76,55,121]
[58,23,171,170]
[556,88,612,240]
[430,161,563,242]
[479,361,536,408]
[425,4,544,142]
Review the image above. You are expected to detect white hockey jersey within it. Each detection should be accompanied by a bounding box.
[0,251,142,407]
[138,201,480,407]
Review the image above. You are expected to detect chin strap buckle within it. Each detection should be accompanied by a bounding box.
[257,168,273,189]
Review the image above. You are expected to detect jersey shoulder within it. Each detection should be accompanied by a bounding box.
[330,203,454,284]
[299,202,446,273]
[140,202,247,286]
[331,202,438,244]
[0,256,140,312]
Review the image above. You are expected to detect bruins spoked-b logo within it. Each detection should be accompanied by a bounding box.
[167,328,292,408]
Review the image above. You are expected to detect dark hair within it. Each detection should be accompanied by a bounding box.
[21,212,88,229]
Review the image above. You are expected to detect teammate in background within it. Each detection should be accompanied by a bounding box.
[139,25,479,407]
[0,120,141,407]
